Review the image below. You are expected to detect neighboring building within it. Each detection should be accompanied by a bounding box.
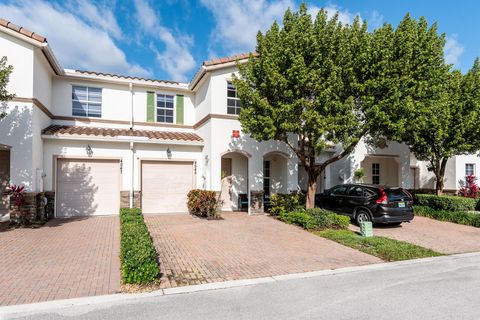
[0,19,477,218]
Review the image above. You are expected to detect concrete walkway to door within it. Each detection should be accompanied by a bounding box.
[145,212,381,288]
[0,216,121,306]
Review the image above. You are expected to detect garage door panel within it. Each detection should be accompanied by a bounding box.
[57,159,120,217]
[142,161,194,214]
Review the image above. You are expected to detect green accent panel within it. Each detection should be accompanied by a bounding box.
[146,91,155,122]
[176,94,184,125]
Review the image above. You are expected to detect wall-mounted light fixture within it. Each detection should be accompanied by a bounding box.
[86,144,93,157]
[204,154,209,164]
[166,147,172,159]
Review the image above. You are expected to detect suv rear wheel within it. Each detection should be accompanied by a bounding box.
[355,210,371,225]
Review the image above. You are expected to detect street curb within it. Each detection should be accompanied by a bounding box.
[2,251,480,318]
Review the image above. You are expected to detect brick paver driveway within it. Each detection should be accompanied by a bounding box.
[0,216,120,306]
[350,216,480,254]
[145,212,381,288]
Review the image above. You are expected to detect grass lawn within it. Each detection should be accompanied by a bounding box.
[316,229,442,262]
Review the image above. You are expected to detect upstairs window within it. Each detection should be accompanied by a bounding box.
[157,94,174,123]
[465,163,475,176]
[72,86,102,117]
[227,81,241,115]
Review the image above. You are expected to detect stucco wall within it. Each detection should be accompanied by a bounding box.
[0,102,34,190]
[0,32,34,98]
[51,78,195,126]
[33,49,53,109]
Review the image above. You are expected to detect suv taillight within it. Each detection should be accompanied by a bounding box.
[376,188,388,205]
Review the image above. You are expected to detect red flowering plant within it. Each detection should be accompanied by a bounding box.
[458,175,480,198]
[4,184,26,207]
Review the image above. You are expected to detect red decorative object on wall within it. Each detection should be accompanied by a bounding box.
[232,130,240,138]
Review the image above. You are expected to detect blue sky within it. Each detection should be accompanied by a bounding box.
[0,0,478,82]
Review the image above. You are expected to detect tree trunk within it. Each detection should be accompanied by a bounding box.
[434,158,448,196]
[306,169,320,209]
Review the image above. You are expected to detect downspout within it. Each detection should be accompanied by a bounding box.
[129,82,134,208]
[130,141,134,209]
[129,82,134,129]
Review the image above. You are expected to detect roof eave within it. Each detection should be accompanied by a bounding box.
[41,133,204,146]
[189,59,249,91]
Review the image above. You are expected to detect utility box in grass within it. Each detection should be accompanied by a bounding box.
[360,221,373,237]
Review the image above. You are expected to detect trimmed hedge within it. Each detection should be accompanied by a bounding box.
[414,205,480,228]
[279,208,350,230]
[270,192,306,215]
[414,194,477,211]
[120,208,160,284]
[187,189,221,219]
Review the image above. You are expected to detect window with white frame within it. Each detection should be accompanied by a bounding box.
[227,81,241,115]
[465,163,475,176]
[156,94,174,123]
[72,86,102,117]
[372,163,380,185]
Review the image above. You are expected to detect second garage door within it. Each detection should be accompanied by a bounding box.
[142,161,194,214]
[56,159,120,218]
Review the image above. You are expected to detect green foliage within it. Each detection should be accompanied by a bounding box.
[0,56,14,120]
[269,192,306,215]
[187,189,221,219]
[317,229,442,261]
[414,194,477,211]
[414,206,480,227]
[279,208,350,230]
[279,210,317,229]
[233,4,372,207]
[120,208,159,284]
[354,168,365,182]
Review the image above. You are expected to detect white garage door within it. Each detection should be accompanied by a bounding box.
[142,161,194,214]
[56,159,120,217]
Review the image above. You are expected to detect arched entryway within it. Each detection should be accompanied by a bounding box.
[361,155,400,187]
[263,151,289,209]
[220,151,249,211]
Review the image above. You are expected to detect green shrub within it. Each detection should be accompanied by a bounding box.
[270,192,306,215]
[279,210,317,229]
[120,208,159,284]
[414,194,477,211]
[279,208,350,230]
[187,189,221,219]
[414,205,480,228]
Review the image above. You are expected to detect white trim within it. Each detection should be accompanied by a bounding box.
[41,134,204,146]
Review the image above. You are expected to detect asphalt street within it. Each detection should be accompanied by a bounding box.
[3,253,480,320]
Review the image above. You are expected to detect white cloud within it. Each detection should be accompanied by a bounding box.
[200,0,294,55]
[71,0,123,39]
[0,0,151,77]
[323,4,359,25]
[445,34,464,67]
[368,10,384,30]
[133,0,196,82]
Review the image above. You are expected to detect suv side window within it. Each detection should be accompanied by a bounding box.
[363,189,376,197]
[331,185,348,195]
[348,186,364,197]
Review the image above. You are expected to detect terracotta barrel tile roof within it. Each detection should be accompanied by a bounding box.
[42,125,203,142]
[203,52,258,66]
[73,70,182,85]
[0,18,47,43]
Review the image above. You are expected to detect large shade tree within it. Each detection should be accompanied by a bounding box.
[400,61,480,195]
[234,5,457,207]
[0,56,14,120]
[233,5,374,208]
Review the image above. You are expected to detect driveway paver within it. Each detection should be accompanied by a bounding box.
[0,216,120,306]
[145,212,381,288]
[350,216,480,254]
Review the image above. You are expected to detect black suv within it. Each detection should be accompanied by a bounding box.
[316,184,414,225]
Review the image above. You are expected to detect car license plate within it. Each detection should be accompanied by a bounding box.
[398,202,405,208]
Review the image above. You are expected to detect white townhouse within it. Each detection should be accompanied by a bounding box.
[0,19,478,219]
